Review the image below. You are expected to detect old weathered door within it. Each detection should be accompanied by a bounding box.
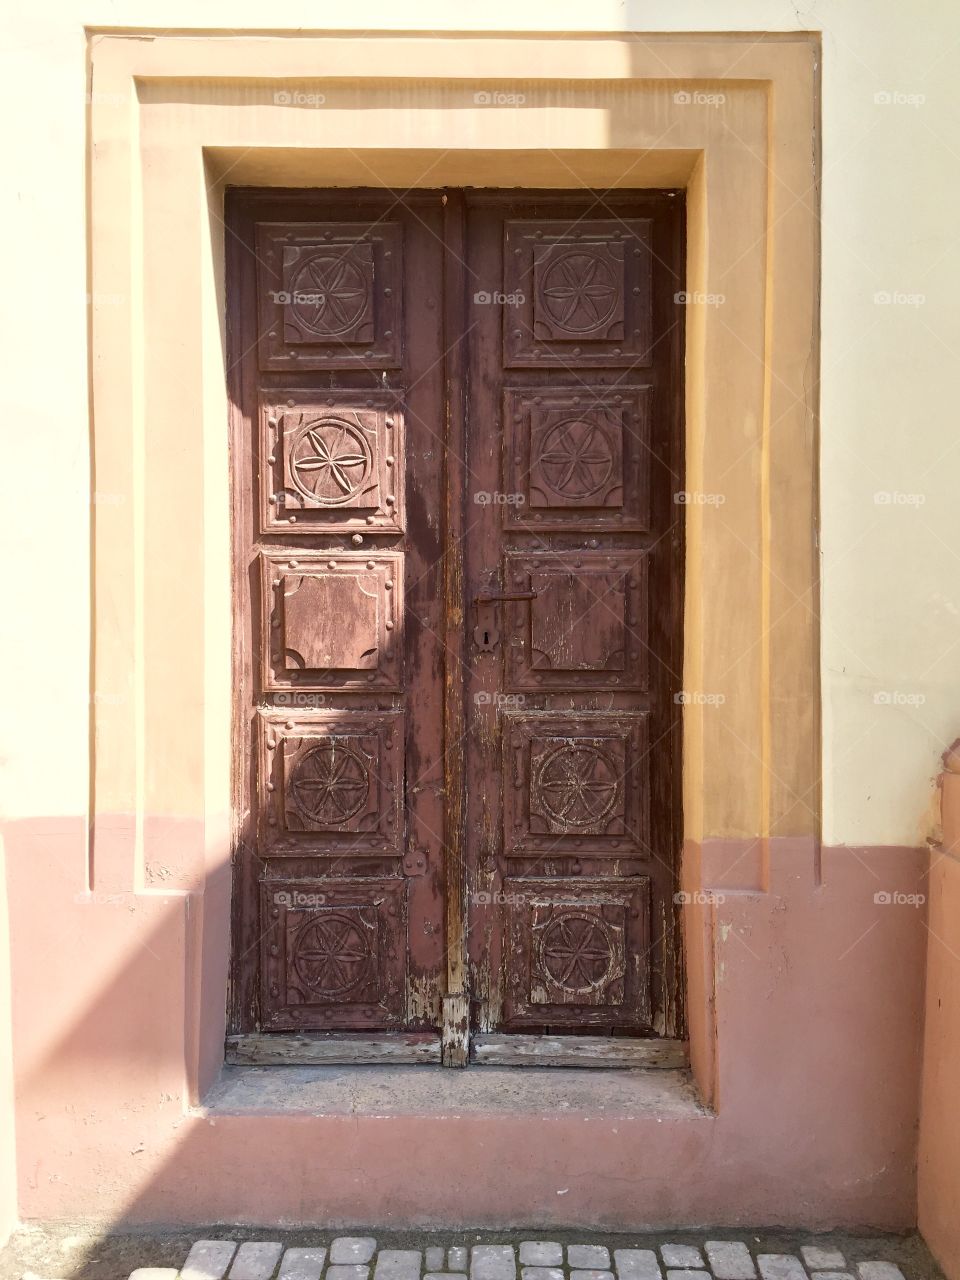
[227,189,683,1067]
[227,190,450,1062]
[459,193,685,1060]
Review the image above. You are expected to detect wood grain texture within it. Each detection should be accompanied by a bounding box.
[470,1034,687,1069]
[226,1032,442,1065]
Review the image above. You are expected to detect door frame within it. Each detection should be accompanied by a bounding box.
[86,30,819,1103]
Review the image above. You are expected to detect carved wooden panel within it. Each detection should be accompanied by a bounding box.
[502,551,649,691]
[258,710,403,856]
[502,877,651,1028]
[260,878,406,1029]
[503,219,652,367]
[257,221,402,369]
[259,390,403,533]
[261,551,402,692]
[503,713,650,858]
[503,385,651,531]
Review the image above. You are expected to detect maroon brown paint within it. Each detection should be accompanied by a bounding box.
[226,189,685,1059]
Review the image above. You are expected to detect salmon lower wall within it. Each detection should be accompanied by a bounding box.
[0,845,16,1247]
[918,774,960,1279]
[2,821,927,1229]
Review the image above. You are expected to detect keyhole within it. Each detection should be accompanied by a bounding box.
[473,623,499,652]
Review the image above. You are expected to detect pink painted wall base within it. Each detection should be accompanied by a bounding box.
[0,824,927,1230]
[918,753,960,1279]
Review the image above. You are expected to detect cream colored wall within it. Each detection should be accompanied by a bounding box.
[0,0,955,1256]
[1,0,957,854]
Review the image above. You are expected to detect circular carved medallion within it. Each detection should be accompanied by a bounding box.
[535,743,621,829]
[289,417,372,505]
[292,913,371,995]
[538,911,615,993]
[538,415,616,499]
[289,742,369,826]
[539,250,619,334]
[289,253,369,337]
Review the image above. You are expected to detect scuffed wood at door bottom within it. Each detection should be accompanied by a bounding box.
[226,1032,442,1066]
[470,1034,687,1069]
[441,993,470,1067]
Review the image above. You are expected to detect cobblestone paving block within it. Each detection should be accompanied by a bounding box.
[667,1270,709,1280]
[374,1250,422,1280]
[182,1241,239,1280]
[801,1251,845,1272]
[471,1246,517,1280]
[130,1270,180,1280]
[520,1245,563,1268]
[758,1256,807,1280]
[331,1241,378,1266]
[278,1249,328,1280]
[230,1243,284,1280]
[522,1269,564,1280]
[326,1266,370,1280]
[615,1249,662,1280]
[426,1250,446,1272]
[661,1248,704,1270]
[425,1274,467,1280]
[571,1270,615,1280]
[705,1243,756,1280]
[857,1266,906,1280]
[807,1273,853,1280]
[448,1252,469,1273]
[569,1248,611,1270]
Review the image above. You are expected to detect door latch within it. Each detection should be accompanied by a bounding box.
[473,589,538,605]
[472,587,537,652]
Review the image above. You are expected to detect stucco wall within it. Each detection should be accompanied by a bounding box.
[0,0,957,1262]
[1,0,956,891]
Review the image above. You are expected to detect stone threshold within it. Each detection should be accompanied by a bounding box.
[199,1065,708,1119]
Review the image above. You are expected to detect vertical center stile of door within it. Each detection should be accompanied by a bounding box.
[440,191,470,1066]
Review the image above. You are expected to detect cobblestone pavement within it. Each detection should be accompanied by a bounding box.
[1,1229,943,1280]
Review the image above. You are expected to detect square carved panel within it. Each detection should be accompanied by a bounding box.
[503,219,652,367]
[259,390,403,533]
[502,877,651,1028]
[261,550,402,692]
[502,551,649,691]
[256,221,402,369]
[502,713,650,857]
[258,710,403,856]
[260,878,406,1030]
[503,385,651,530]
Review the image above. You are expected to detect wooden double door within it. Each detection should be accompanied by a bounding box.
[227,189,684,1067]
